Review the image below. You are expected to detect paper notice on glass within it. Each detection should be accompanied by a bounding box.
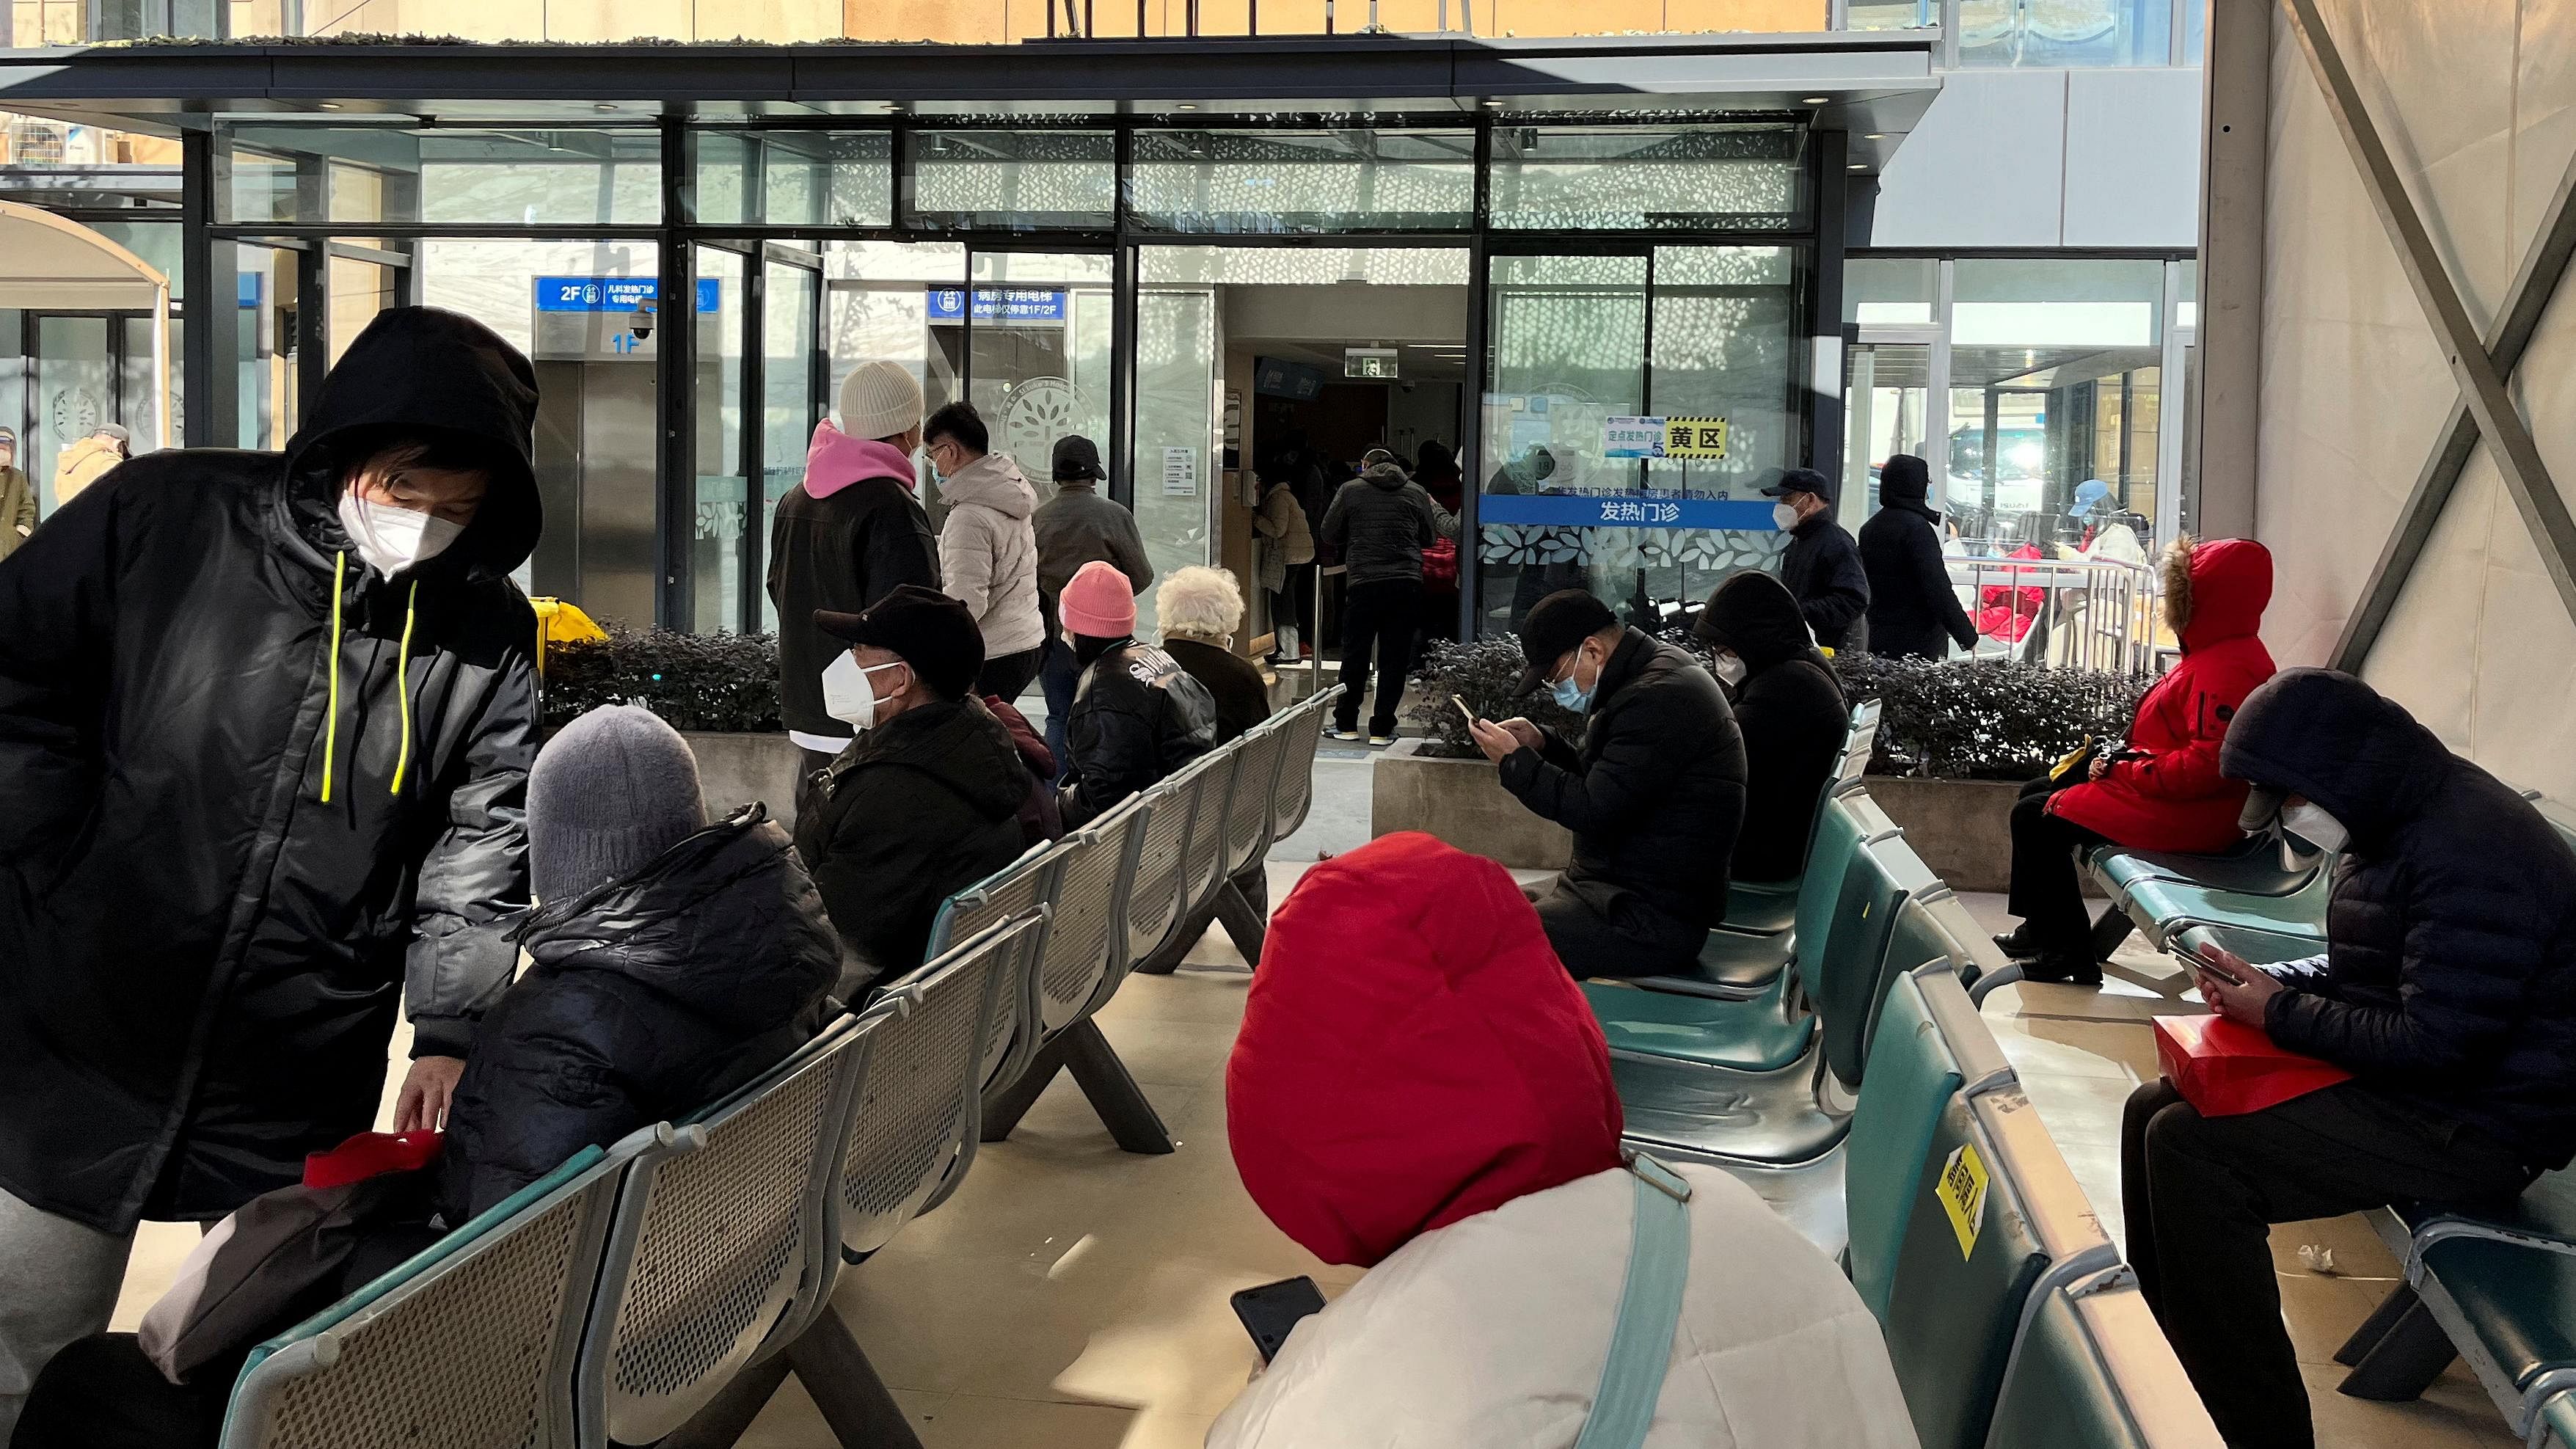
[1602,415,1666,459]
[1162,446,1199,497]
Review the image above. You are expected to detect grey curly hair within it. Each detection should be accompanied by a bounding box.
[1156,565,1246,643]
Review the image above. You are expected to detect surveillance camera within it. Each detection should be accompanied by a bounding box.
[630,300,655,342]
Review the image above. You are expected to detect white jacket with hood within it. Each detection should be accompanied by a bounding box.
[1206,1162,1920,1449]
[935,451,1045,657]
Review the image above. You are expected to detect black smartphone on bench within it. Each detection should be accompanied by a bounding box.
[1230,1276,1327,1363]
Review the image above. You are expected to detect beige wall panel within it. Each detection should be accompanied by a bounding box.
[2317,0,2517,329]
[2359,450,2501,753]
[2466,477,2576,800]
[547,0,693,39]
[1663,0,1817,33]
[2255,18,2451,667]
[698,0,841,39]
[843,0,1009,39]
[2514,0,2576,268]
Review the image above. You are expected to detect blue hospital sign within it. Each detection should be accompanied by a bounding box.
[925,287,1070,324]
[533,277,722,313]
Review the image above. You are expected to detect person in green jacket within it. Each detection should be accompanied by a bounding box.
[0,429,34,563]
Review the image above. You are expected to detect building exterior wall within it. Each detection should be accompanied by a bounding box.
[2243,0,2576,800]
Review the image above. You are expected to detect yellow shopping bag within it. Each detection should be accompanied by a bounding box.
[530,597,607,676]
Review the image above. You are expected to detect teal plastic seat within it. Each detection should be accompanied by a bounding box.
[2091,836,2317,900]
[1715,700,1883,940]
[1985,1280,2225,1448]
[1842,967,1982,1320]
[2414,1235,2576,1437]
[2118,866,2330,945]
[2172,921,2327,968]
[1583,974,1811,1073]
[1627,798,1874,999]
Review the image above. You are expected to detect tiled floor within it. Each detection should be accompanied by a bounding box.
[97,748,2518,1448]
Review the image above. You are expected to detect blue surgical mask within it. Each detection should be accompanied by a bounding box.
[1549,675,1592,713]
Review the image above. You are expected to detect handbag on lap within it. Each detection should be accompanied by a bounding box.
[2153,1014,2353,1117]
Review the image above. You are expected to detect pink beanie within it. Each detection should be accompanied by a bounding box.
[1059,558,1136,639]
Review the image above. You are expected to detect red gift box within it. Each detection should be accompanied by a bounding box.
[2152,1014,2354,1117]
[303,1128,445,1189]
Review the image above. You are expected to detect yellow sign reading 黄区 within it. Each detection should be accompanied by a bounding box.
[1936,1143,1991,1259]
[1662,416,1729,459]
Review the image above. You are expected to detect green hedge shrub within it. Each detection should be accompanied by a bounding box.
[541,627,782,734]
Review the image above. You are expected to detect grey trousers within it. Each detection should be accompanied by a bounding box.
[0,1187,134,1441]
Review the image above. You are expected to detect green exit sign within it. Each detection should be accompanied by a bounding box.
[1344,348,1400,379]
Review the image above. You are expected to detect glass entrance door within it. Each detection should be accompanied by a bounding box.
[758,248,825,632]
[1475,245,1802,637]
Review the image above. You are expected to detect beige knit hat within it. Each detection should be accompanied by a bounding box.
[837,359,924,442]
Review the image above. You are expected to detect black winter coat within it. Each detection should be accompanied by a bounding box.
[1321,468,1458,588]
[1694,572,1847,884]
[1500,629,1747,934]
[1858,501,1976,660]
[444,806,838,1222]
[1059,639,1218,829]
[768,467,941,742]
[2222,669,2576,1171]
[0,308,541,1232]
[1777,508,1871,653]
[1163,635,1274,745]
[795,696,1032,991]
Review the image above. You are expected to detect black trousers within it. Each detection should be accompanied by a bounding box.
[2004,775,2112,948]
[2121,1079,2533,1448]
[1270,563,1316,651]
[1336,577,1421,736]
[15,1333,230,1449]
[1534,878,1707,981]
[977,646,1044,704]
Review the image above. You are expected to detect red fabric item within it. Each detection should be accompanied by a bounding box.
[1974,544,2048,643]
[302,1129,444,1190]
[2050,538,2277,854]
[2153,1013,2353,1117]
[1226,832,1624,1268]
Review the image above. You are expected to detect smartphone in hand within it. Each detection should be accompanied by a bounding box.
[1452,694,1478,727]
[1230,1276,1327,1364]
[2180,946,2247,988]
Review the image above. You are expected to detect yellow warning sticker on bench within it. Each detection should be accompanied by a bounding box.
[1937,1144,1991,1260]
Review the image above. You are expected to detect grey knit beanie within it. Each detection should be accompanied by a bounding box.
[528,704,705,902]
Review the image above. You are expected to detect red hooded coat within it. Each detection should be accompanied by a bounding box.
[2048,537,2276,853]
[1226,832,1624,1268]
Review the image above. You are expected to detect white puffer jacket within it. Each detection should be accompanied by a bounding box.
[936,452,1045,658]
[1206,1164,1920,1449]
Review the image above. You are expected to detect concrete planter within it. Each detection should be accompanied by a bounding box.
[1371,737,1572,870]
[1865,774,2100,897]
[683,730,809,832]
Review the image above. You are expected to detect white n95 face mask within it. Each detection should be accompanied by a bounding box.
[2280,800,2349,855]
[820,652,904,730]
[1712,652,1748,688]
[1770,502,1801,532]
[337,492,464,579]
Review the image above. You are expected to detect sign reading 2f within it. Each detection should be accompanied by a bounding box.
[533,277,721,313]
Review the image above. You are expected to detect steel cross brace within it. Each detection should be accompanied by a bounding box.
[2279,0,2576,664]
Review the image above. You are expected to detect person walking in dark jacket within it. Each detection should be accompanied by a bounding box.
[1323,459,1458,744]
[2122,669,2576,1449]
[1693,572,1848,884]
[1765,467,1869,653]
[1056,559,1217,831]
[794,586,1032,993]
[0,307,541,1439]
[1033,436,1155,779]
[1467,591,1747,980]
[1857,455,1975,661]
[769,359,941,801]
[12,704,841,1449]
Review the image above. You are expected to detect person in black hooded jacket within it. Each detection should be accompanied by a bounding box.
[1693,572,1847,884]
[1055,560,1218,831]
[11,704,840,1449]
[0,307,540,1436]
[1472,590,1747,980]
[795,587,1034,993]
[2120,668,2576,1449]
[1856,455,1976,661]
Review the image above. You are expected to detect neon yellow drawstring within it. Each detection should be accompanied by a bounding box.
[391,580,419,796]
[321,551,347,803]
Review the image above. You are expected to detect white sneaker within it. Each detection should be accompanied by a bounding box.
[1327,727,1362,742]
[1368,733,1395,747]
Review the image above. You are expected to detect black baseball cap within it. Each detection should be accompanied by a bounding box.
[1761,466,1834,503]
[814,585,985,701]
[1052,435,1106,482]
[1513,589,1619,696]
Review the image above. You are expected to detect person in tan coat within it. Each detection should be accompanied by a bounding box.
[0,430,34,562]
[922,401,1045,701]
[50,426,129,509]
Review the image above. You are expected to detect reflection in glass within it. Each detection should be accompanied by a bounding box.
[908,131,1116,231]
[762,259,822,635]
[1128,130,1474,233]
[697,131,894,227]
[1843,343,1931,520]
[220,126,662,227]
[1489,125,1805,232]
[1958,0,2176,68]
[695,247,746,635]
[959,252,1113,506]
[1133,285,1216,640]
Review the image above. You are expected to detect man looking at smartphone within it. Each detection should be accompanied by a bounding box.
[2121,668,2576,1449]
[1465,589,1745,980]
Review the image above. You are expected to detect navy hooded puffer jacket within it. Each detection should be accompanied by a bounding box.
[2220,668,2576,1171]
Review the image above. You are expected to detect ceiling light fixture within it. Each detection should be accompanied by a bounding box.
[595,103,618,112]
[1864,132,1886,139]
[1848,162,1867,170]
[1801,95,1830,105]
[319,102,342,110]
